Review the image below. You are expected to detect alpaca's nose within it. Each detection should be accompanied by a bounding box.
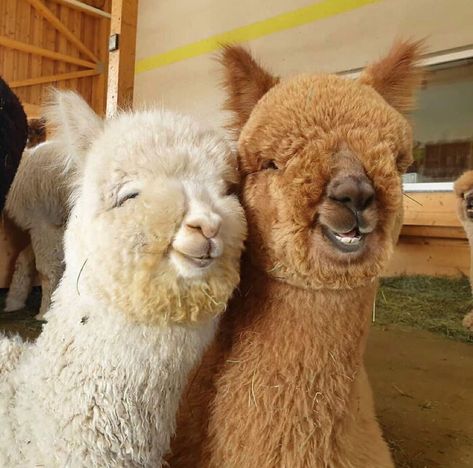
[184,212,222,239]
[327,174,375,212]
[172,210,223,262]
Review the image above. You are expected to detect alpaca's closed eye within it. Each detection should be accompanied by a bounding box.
[261,160,279,171]
[116,191,139,207]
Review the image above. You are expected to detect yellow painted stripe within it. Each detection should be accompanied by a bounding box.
[135,0,380,74]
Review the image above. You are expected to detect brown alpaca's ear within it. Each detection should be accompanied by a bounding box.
[359,39,425,113]
[219,45,279,135]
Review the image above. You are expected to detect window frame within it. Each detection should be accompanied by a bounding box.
[338,45,473,193]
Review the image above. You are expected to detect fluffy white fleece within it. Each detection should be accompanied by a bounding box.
[5,140,72,317]
[0,298,218,467]
[0,90,246,467]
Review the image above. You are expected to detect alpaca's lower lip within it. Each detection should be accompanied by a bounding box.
[172,250,214,268]
[321,225,365,253]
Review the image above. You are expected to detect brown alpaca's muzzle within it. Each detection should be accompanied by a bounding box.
[316,150,379,254]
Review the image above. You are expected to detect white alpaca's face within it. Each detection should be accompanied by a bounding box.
[61,108,246,325]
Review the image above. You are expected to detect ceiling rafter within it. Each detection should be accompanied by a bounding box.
[49,0,111,19]
[0,35,97,69]
[10,69,100,88]
[25,0,99,63]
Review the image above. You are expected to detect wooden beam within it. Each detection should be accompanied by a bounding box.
[25,0,98,63]
[10,69,99,88]
[0,36,97,69]
[49,0,111,19]
[384,236,469,277]
[91,0,111,115]
[402,191,460,228]
[400,225,466,240]
[106,0,138,117]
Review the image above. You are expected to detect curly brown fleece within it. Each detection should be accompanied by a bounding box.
[169,40,424,467]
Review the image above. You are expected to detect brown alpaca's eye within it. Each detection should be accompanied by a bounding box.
[261,160,279,171]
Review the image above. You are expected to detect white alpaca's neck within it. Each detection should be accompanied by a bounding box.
[4,280,217,467]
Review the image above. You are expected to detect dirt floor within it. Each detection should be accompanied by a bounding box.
[1,278,472,467]
[367,325,473,468]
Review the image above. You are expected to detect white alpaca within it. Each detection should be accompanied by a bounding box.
[0,90,246,467]
[4,140,72,318]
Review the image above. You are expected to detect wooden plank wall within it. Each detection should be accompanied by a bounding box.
[384,192,470,277]
[0,0,110,115]
[0,0,111,288]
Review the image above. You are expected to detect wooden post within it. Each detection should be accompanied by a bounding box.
[91,0,111,116]
[106,0,138,117]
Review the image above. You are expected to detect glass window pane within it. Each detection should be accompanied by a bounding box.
[403,60,473,184]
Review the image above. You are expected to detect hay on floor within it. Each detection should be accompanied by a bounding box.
[0,287,42,340]
[376,276,473,343]
[0,276,472,343]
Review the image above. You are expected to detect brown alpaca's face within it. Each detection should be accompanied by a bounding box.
[238,76,412,289]
[454,170,473,223]
[461,191,473,221]
[220,41,423,289]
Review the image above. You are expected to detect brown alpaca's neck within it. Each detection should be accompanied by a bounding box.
[170,265,381,467]
[224,264,377,431]
[233,265,376,358]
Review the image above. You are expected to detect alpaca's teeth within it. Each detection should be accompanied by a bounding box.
[335,234,362,245]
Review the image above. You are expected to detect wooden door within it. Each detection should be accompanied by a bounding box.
[0,0,111,117]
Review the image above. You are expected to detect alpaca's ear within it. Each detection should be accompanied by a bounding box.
[454,171,473,198]
[219,45,279,136]
[43,89,103,172]
[359,39,425,113]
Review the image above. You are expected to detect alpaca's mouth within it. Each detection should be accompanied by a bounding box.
[172,249,214,269]
[322,225,365,253]
[466,198,473,218]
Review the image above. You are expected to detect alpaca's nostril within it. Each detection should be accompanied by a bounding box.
[338,196,352,205]
[362,193,375,210]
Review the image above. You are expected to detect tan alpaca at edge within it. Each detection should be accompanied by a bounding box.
[169,40,424,468]
[5,139,70,318]
[4,119,51,318]
[454,171,473,331]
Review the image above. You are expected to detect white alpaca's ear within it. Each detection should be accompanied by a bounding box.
[43,89,103,172]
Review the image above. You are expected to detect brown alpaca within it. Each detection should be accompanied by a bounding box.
[169,40,423,467]
[454,171,473,331]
